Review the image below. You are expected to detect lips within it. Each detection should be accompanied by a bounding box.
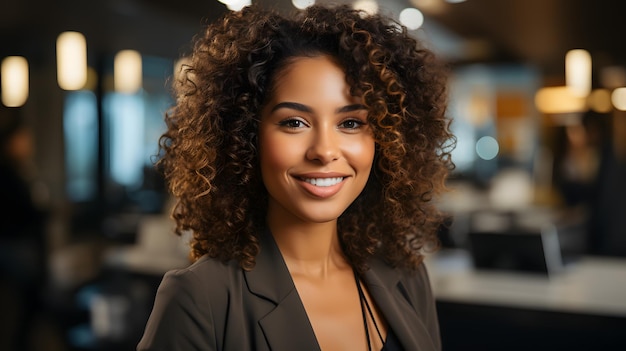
[294,174,348,198]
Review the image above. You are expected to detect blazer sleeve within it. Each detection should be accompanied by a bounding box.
[416,262,441,350]
[137,269,217,351]
[395,261,442,350]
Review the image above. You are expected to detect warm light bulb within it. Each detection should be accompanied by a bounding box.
[535,86,587,114]
[1,56,29,107]
[114,50,142,94]
[57,31,87,90]
[565,49,592,97]
[353,0,378,15]
[611,87,626,111]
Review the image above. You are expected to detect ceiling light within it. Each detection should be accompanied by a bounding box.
[535,86,587,114]
[292,0,315,9]
[399,8,424,30]
[57,31,87,90]
[565,49,592,97]
[1,56,29,107]
[114,50,142,94]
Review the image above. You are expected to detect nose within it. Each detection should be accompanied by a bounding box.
[306,127,340,164]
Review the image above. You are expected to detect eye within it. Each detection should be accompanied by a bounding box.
[339,119,367,130]
[278,118,308,130]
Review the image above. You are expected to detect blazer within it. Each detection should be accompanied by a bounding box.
[137,231,441,351]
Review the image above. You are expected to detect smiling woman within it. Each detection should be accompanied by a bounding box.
[259,56,375,225]
[138,3,455,351]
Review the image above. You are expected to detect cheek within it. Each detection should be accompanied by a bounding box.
[344,136,376,171]
[259,132,299,175]
[259,133,279,175]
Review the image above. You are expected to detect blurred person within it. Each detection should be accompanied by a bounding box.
[553,110,626,256]
[0,107,48,351]
[584,111,626,256]
[137,4,454,351]
[554,113,603,208]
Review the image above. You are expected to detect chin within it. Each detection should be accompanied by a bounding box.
[297,208,347,224]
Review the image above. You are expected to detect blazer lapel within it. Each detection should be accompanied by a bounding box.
[244,231,321,351]
[363,258,435,350]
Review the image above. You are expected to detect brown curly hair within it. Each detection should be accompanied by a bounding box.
[157,4,455,272]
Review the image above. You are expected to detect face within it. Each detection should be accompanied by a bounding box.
[259,55,375,225]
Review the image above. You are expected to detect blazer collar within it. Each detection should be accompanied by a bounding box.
[364,257,436,350]
[244,230,294,303]
[244,230,321,351]
[244,231,433,351]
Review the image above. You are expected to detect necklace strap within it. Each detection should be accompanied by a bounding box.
[354,271,385,350]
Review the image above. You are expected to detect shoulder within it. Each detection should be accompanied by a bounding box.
[159,255,242,298]
[183,254,242,279]
[149,255,244,320]
[137,256,242,350]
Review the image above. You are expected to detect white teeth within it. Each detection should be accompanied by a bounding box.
[302,177,344,187]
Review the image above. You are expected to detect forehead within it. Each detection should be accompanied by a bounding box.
[267,55,361,104]
[275,55,343,85]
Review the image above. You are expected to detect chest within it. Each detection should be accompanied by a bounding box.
[292,272,387,351]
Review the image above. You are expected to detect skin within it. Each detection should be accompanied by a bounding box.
[258,55,386,350]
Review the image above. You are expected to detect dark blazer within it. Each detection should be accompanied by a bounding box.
[137,232,441,351]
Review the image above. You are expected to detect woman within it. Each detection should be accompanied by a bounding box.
[0,109,48,351]
[138,4,454,351]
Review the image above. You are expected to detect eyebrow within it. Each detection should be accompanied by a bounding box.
[270,101,367,114]
[337,104,367,113]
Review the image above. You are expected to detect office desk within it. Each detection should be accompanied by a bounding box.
[425,250,626,350]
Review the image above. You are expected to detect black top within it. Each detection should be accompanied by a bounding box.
[383,329,403,351]
[356,271,404,351]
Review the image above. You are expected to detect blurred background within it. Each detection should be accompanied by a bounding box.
[1,0,625,350]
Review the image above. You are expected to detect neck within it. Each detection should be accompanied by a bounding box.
[267,211,348,278]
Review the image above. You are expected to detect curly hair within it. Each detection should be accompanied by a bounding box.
[157,4,455,272]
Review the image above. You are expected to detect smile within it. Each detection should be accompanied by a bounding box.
[301,177,344,187]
